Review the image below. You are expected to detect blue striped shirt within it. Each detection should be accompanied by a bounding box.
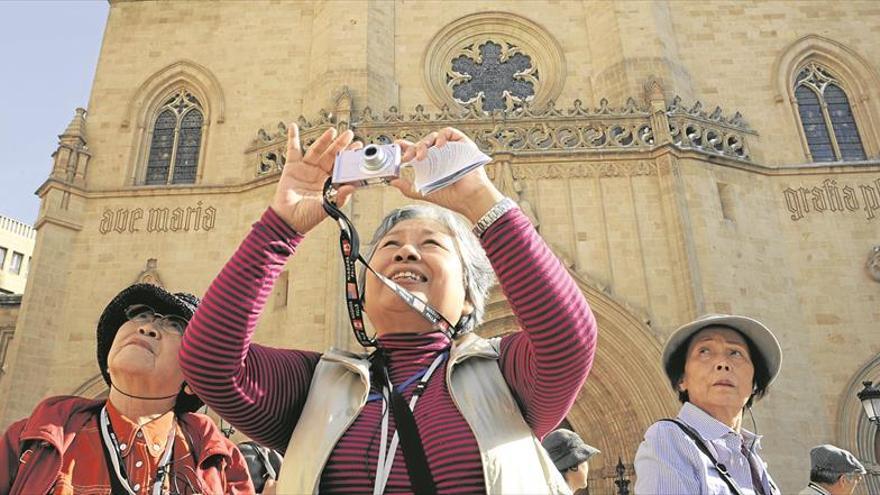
[634,402,780,495]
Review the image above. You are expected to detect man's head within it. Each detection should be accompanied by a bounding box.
[96,283,202,413]
[809,444,866,495]
[541,429,600,491]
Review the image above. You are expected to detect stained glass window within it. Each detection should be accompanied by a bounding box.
[825,84,866,160]
[794,63,866,162]
[145,110,176,184]
[795,86,834,162]
[143,90,204,185]
[172,109,203,184]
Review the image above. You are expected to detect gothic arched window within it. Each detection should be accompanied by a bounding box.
[794,63,866,162]
[144,89,204,185]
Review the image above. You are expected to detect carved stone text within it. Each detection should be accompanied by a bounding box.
[99,201,217,234]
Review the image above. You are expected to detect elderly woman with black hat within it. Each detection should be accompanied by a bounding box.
[179,125,597,494]
[542,429,600,493]
[634,314,782,495]
[0,284,254,494]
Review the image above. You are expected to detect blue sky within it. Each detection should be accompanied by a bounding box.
[0,1,109,224]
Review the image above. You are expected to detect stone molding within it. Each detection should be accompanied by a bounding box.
[421,12,565,112]
[123,60,225,129]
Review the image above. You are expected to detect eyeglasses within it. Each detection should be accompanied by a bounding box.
[124,304,188,336]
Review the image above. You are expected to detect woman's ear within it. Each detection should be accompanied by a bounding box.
[183,383,194,396]
[462,300,474,316]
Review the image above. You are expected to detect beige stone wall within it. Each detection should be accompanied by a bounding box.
[675,156,880,487]
[2,1,879,492]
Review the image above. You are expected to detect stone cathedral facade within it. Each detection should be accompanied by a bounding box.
[1,1,879,492]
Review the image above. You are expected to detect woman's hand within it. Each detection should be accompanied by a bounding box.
[391,127,504,223]
[270,124,359,233]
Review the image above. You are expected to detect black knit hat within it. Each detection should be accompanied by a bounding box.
[96,283,202,413]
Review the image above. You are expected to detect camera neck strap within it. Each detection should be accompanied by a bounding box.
[370,348,445,495]
[321,179,457,348]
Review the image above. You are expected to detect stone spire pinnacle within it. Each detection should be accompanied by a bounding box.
[59,107,87,145]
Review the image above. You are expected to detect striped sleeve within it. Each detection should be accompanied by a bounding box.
[488,208,597,440]
[178,207,321,453]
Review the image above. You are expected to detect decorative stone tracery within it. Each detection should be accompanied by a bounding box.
[422,12,565,112]
[449,40,537,111]
[246,93,754,177]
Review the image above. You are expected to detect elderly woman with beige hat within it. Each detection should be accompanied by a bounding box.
[634,314,783,495]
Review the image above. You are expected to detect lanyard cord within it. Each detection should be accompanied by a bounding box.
[99,406,177,495]
[372,350,446,495]
[322,178,458,347]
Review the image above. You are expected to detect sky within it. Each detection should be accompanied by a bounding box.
[0,1,109,225]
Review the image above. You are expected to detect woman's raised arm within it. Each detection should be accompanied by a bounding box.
[179,125,358,452]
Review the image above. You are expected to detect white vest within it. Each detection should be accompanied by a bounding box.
[276,333,571,494]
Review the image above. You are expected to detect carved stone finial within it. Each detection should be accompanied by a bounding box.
[334,86,353,127]
[60,107,88,143]
[50,107,91,184]
[570,99,589,116]
[867,246,880,283]
[135,258,164,287]
[645,79,665,104]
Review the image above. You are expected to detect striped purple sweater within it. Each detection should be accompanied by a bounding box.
[179,207,596,494]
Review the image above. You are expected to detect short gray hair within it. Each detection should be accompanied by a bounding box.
[361,204,495,333]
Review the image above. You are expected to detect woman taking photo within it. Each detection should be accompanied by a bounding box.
[179,125,597,494]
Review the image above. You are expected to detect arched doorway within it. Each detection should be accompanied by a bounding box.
[477,268,678,494]
[837,355,880,495]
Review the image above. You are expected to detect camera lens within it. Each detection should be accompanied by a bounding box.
[362,145,386,172]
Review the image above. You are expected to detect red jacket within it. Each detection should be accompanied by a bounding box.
[0,396,254,495]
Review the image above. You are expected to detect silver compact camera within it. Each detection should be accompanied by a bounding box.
[332,143,402,187]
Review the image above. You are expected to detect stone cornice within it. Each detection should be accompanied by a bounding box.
[47,152,880,202]
[34,216,83,232]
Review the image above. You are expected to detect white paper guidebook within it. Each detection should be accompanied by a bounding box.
[409,142,493,195]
